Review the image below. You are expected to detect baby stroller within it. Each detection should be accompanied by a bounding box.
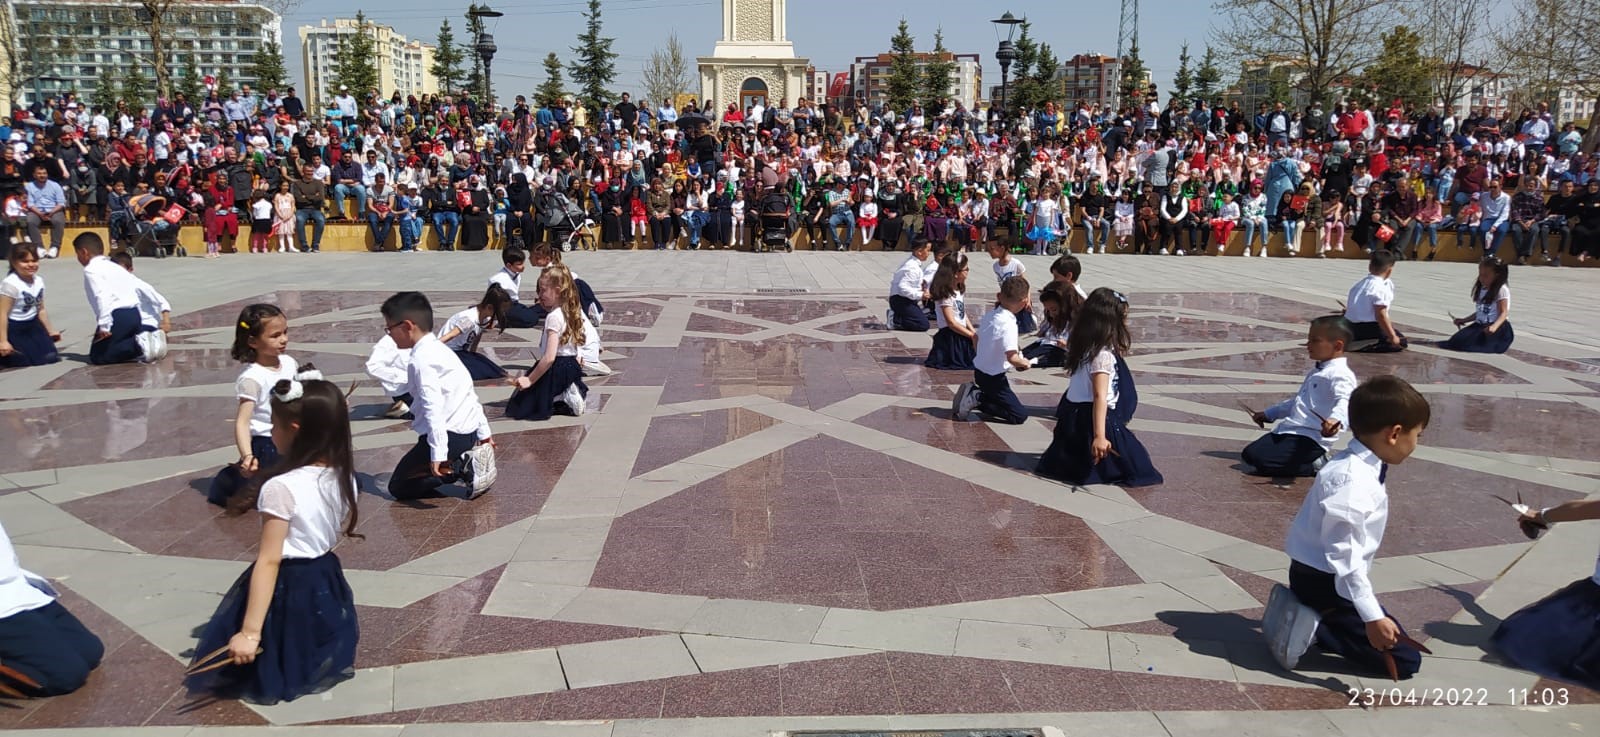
[540,189,595,252]
[757,187,793,253]
[115,193,188,259]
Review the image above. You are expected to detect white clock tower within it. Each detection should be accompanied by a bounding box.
[697,0,810,115]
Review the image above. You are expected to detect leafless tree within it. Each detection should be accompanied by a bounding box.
[1210,0,1405,106]
[641,33,691,107]
[1411,0,1489,112]
[1491,0,1600,149]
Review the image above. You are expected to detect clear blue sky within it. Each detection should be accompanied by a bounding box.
[282,0,1209,102]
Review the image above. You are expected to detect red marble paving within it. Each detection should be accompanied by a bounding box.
[629,408,779,477]
[593,300,664,328]
[60,424,582,570]
[1506,350,1600,378]
[0,396,237,474]
[1130,428,1580,556]
[696,298,867,324]
[0,585,265,730]
[686,312,765,335]
[166,290,409,331]
[1128,314,1307,343]
[41,349,372,391]
[1154,346,1532,385]
[1129,292,1339,325]
[592,436,1140,610]
[1175,392,1599,460]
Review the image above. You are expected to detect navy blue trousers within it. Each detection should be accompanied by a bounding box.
[1241,432,1325,477]
[974,369,1026,424]
[505,301,547,329]
[389,432,477,499]
[1290,561,1421,679]
[889,294,929,331]
[88,306,146,365]
[0,601,104,695]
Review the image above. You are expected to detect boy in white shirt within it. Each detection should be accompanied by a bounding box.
[952,275,1032,424]
[73,233,148,365]
[1243,316,1357,477]
[1280,375,1429,679]
[110,251,171,362]
[1344,250,1407,352]
[887,238,933,331]
[380,291,495,500]
[490,247,545,328]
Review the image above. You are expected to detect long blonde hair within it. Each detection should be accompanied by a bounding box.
[539,264,587,349]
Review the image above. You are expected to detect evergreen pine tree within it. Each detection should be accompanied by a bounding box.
[463,4,486,101]
[177,53,204,103]
[921,27,956,111]
[1119,41,1149,104]
[431,20,465,94]
[331,11,380,97]
[567,0,617,120]
[535,52,568,108]
[1172,42,1193,104]
[1007,22,1040,114]
[1361,26,1431,110]
[1194,45,1222,102]
[886,19,919,114]
[251,39,288,92]
[1033,43,1061,109]
[121,65,150,110]
[92,66,121,112]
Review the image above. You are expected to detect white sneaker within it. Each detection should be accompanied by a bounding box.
[457,442,498,499]
[383,399,411,419]
[1262,583,1321,670]
[1175,249,1186,256]
[587,303,604,327]
[135,331,156,363]
[951,381,980,421]
[146,329,168,361]
[1158,248,1169,255]
[561,383,587,416]
[885,308,895,330]
[581,358,612,376]
[46,246,58,259]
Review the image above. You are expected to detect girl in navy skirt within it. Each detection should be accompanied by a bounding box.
[1442,257,1514,354]
[0,248,62,368]
[1022,281,1080,368]
[208,305,297,506]
[1492,499,1600,691]
[1036,288,1163,487]
[437,284,511,381]
[924,251,977,370]
[187,370,360,704]
[505,264,591,420]
[528,242,605,327]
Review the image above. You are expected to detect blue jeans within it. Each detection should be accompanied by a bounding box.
[1410,222,1440,251]
[1282,220,1304,252]
[399,218,421,250]
[827,210,855,250]
[685,210,707,247]
[1241,217,1268,249]
[367,212,395,250]
[1475,220,1509,256]
[295,208,325,251]
[1539,218,1569,256]
[332,183,367,218]
[1083,216,1110,249]
[432,212,460,250]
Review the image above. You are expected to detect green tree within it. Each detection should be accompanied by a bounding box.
[1032,42,1061,109]
[1119,41,1149,106]
[177,52,204,102]
[331,11,379,97]
[91,66,121,112]
[921,27,956,110]
[1362,26,1431,110]
[1172,42,1193,104]
[1006,22,1042,114]
[431,19,465,94]
[215,67,232,96]
[1263,66,1293,108]
[120,64,150,110]
[463,4,486,101]
[1194,45,1223,102]
[567,0,618,120]
[251,39,288,91]
[885,19,919,113]
[535,52,568,108]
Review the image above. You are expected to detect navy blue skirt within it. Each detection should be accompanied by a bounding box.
[1015,307,1037,335]
[505,355,587,421]
[1491,577,1600,692]
[1441,321,1514,354]
[1037,400,1164,487]
[1,317,59,368]
[924,327,976,370]
[185,553,358,704]
[1022,342,1066,368]
[454,348,507,381]
[206,435,281,507]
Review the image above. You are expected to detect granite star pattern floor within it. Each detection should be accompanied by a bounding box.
[2,251,1598,736]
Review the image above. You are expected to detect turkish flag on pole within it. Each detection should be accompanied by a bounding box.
[828,73,848,99]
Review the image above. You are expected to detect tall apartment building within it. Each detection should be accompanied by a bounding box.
[1060,53,1120,108]
[4,0,281,108]
[298,17,437,107]
[849,51,983,111]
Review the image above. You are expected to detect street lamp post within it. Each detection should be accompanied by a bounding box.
[468,5,504,112]
[991,12,1023,125]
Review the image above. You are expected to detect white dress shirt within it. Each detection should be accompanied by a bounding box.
[974,306,1019,375]
[0,519,57,620]
[81,255,140,332]
[130,274,170,329]
[890,254,926,301]
[1285,439,1388,622]
[1266,357,1356,450]
[405,333,491,462]
[489,266,522,303]
[365,335,411,397]
[1344,274,1394,324]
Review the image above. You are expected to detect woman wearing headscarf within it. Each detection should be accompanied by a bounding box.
[459,175,493,250]
[506,172,535,246]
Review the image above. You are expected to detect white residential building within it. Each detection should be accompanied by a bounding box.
[850,51,983,111]
[298,17,437,107]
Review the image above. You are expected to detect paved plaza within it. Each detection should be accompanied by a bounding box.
[2,250,1598,736]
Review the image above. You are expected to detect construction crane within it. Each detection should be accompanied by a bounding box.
[1112,0,1139,110]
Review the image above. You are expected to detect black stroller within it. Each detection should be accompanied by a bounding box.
[114,193,187,258]
[756,187,793,253]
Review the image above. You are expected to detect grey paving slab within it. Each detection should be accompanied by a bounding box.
[1156,709,1341,736]
[480,580,586,620]
[402,724,614,737]
[392,649,567,711]
[680,634,870,672]
[553,587,708,631]
[391,515,536,577]
[810,607,961,656]
[680,598,831,643]
[1417,544,1531,583]
[951,619,1111,670]
[1044,582,1210,628]
[1087,522,1226,584]
[341,570,463,609]
[1164,574,1262,612]
[248,666,397,725]
[901,595,1090,629]
[557,634,700,689]
[1108,631,1237,681]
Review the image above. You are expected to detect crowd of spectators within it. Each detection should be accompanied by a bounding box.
[0,78,1596,263]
